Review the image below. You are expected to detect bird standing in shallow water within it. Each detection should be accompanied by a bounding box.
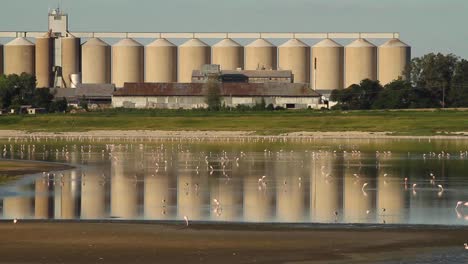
[13,218,18,224]
[183,216,189,227]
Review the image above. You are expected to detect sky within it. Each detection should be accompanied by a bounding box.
[0,0,466,58]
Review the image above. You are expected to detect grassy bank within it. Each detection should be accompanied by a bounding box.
[0,109,467,135]
[0,160,72,184]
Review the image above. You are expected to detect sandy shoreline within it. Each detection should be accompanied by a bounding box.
[0,129,467,140]
[0,221,466,263]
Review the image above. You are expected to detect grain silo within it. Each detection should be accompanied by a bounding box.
[378,39,411,85]
[61,36,81,88]
[35,36,54,88]
[311,39,344,91]
[0,43,3,75]
[245,38,277,71]
[178,38,211,83]
[279,39,310,83]
[212,38,244,70]
[345,38,377,88]
[112,38,144,88]
[4,37,35,75]
[145,38,177,83]
[82,37,111,84]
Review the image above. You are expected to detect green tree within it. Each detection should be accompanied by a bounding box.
[409,53,458,107]
[204,78,222,111]
[331,79,382,110]
[372,80,438,109]
[448,59,468,107]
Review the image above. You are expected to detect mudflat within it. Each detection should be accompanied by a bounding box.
[0,222,466,263]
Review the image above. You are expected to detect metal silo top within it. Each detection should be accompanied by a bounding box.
[6,37,34,46]
[147,38,176,47]
[246,38,275,47]
[213,38,241,47]
[279,39,308,47]
[180,38,209,47]
[313,38,343,48]
[380,38,410,47]
[346,38,376,48]
[113,38,143,47]
[83,37,109,46]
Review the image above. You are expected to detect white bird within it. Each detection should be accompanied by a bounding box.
[13,218,18,224]
[183,216,189,227]
[362,182,368,191]
[213,199,220,206]
[456,201,464,209]
[464,243,468,250]
[412,183,417,190]
[437,184,444,191]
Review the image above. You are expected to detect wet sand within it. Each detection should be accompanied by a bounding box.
[0,222,466,264]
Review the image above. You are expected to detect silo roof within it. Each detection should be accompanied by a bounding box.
[279,38,308,47]
[380,38,410,48]
[246,38,275,47]
[6,37,34,46]
[213,38,241,47]
[180,38,209,47]
[113,38,143,47]
[147,38,176,47]
[313,38,343,48]
[83,37,109,47]
[346,38,376,48]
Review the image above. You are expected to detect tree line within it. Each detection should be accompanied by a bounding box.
[0,73,67,113]
[331,53,468,110]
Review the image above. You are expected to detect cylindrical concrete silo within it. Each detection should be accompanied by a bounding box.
[4,37,35,76]
[145,38,177,83]
[279,39,310,83]
[378,39,411,85]
[0,43,3,75]
[82,37,111,84]
[212,38,244,71]
[312,39,344,90]
[112,38,144,87]
[245,38,277,71]
[178,38,211,83]
[35,36,54,88]
[62,36,81,88]
[345,38,377,88]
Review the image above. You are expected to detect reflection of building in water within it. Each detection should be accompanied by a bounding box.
[310,154,343,222]
[343,156,376,223]
[111,152,139,219]
[144,171,175,220]
[210,164,243,221]
[3,185,34,219]
[35,178,54,219]
[177,153,208,220]
[81,167,107,219]
[243,157,274,222]
[376,156,405,224]
[59,171,81,219]
[276,154,306,222]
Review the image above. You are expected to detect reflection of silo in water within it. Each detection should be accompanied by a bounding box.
[310,155,342,222]
[243,164,275,222]
[276,156,306,222]
[376,158,405,224]
[60,171,81,219]
[144,172,175,219]
[35,178,53,219]
[111,156,138,219]
[3,195,33,219]
[210,172,243,221]
[343,157,376,223]
[81,168,106,219]
[177,155,208,220]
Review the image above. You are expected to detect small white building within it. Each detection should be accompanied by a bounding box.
[112,83,322,109]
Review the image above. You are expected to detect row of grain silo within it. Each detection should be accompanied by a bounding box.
[0,36,410,90]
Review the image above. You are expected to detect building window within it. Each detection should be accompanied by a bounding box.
[286,104,296,109]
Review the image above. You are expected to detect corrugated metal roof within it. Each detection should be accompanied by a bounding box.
[192,70,293,78]
[114,83,320,97]
[52,84,115,99]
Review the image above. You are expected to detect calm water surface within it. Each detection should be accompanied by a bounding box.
[1,137,468,226]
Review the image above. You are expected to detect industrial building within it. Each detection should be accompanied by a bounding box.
[192,68,294,83]
[0,9,411,103]
[112,83,322,109]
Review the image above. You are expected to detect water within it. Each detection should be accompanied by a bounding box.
[1,136,468,225]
